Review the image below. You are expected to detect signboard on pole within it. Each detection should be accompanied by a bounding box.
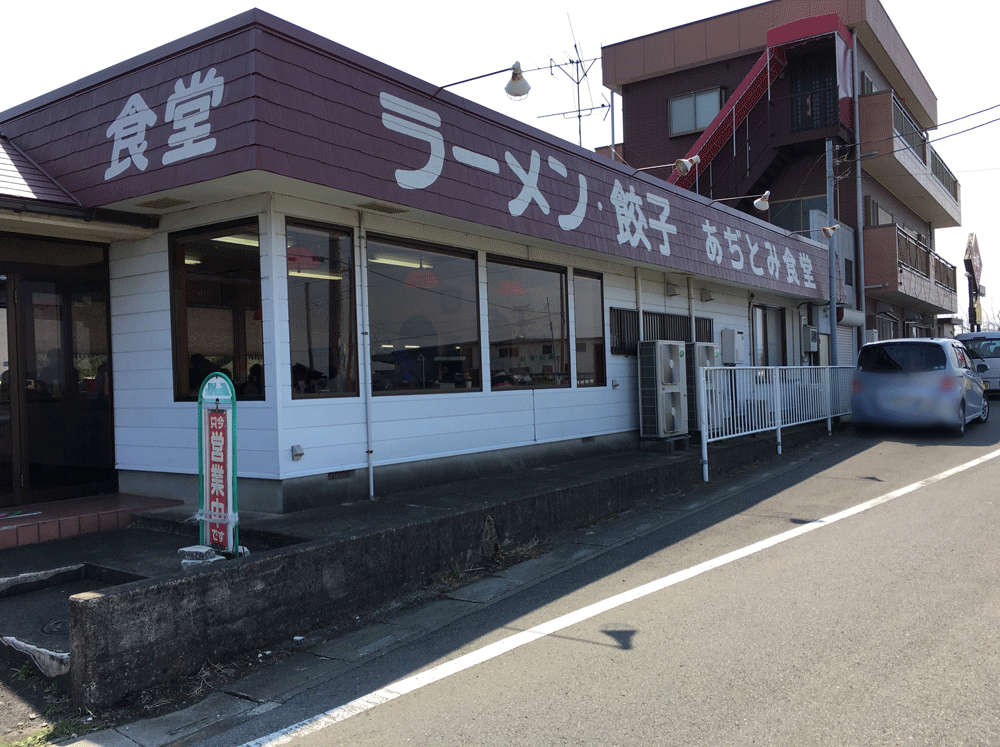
[197,373,238,554]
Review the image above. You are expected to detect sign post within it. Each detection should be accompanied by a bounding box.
[197,373,238,555]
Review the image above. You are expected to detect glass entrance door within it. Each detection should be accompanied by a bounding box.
[23,273,115,500]
[0,276,13,506]
[0,234,115,506]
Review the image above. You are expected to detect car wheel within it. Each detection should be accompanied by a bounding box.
[980,395,990,423]
[954,400,966,436]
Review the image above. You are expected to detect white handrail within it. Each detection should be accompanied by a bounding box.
[698,365,854,481]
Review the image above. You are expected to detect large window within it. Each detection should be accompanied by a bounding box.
[573,272,605,387]
[367,237,481,394]
[487,258,568,389]
[668,89,721,137]
[287,221,358,397]
[170,219,263,401]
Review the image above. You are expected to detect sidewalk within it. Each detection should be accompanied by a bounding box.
[0,422,841,735]
[61,425,853,747]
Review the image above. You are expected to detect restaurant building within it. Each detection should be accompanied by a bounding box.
[0,9,831,514]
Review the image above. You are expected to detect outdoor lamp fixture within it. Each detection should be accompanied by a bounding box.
[712,190,770,212]
[433,62,531,100]
[291,444,304,461]
[633,155,701,176]
[789,224,839,239]
[673,155,700,177]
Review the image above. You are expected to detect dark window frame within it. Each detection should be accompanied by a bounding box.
[367,234,482,395]
[573,270,606,387]
[287,218,359,398]
[169,217,262,402]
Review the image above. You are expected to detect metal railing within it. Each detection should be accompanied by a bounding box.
[695,365,854,480]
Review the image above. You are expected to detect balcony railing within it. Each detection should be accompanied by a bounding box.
[894,226,955,290]
[930,148,959,202]
[893,98,959,202]
[897,227,930,277]
[933,253,957,292]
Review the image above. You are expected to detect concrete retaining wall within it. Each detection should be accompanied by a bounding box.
[68,425,828,709]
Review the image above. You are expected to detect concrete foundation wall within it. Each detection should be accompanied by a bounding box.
[69,423,832,709]
[70,446,696,709]
[120,432,641,513]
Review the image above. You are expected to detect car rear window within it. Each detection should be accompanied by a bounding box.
[857,342,947,373]
[960,338,1000,359]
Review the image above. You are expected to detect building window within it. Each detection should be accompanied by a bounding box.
[170,219,263,401]
[287,220,358,397]
[668,89,721,137]
[876,313,899,341]
[573,272,605,387]
[487,258,568,388]
[861,72,876,95]
[864,196,894,228]
[770,196,826,233]
[367,237,481,393]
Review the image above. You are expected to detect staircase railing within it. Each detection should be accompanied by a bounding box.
[669,46,786,190]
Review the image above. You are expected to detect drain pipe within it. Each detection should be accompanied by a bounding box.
[357,212,376,499]
[852,29,867,348]
[687,276,696,343]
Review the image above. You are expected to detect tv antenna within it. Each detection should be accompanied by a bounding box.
[539,15,601,147]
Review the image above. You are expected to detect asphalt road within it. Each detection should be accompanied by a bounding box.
[166,417,1000,747]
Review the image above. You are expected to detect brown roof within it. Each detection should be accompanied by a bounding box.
[0,134,79,205]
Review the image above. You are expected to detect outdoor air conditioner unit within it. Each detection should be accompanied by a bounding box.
[720,328,744,365]
[638,340,688,438]
[802,325,819,353]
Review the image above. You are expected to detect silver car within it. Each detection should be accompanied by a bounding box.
[955,332,1000,396]
[851,338,989,436]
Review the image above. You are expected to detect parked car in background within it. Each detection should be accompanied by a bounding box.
[852,338,989,436]
[955,332,1000,395]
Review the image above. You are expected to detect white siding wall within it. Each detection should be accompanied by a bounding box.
[111,194,645,483]
[110,193,819,485]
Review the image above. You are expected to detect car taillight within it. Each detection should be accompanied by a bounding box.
[852,378,863,393]
[940,376,956,392]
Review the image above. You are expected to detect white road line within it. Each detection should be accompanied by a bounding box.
[245,447,1000,747]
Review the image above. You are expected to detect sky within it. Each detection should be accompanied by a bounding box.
[2,0,995,326]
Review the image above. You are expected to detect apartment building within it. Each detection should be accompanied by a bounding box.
[603,0,960,363]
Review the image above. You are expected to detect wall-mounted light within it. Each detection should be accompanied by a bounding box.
[291,444,304,461]
[712,190,770,212]
[789,224,839,239]
[700,288,715,302]
[674,155,700,176]
[434,62,531,100]
[634,154,701,176]
[664,282,680,297]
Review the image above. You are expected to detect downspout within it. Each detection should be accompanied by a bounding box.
[635,268,644,341]
[357,212,376,499]
[688,277,696,343]
[826,138,838,366]
[853,30,867,347]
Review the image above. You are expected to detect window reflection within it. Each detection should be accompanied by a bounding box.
[287,221,358,397]
[170,220,263,400]
[487,259,569,389]
[367,238,481,394]
[573,272,606,387]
